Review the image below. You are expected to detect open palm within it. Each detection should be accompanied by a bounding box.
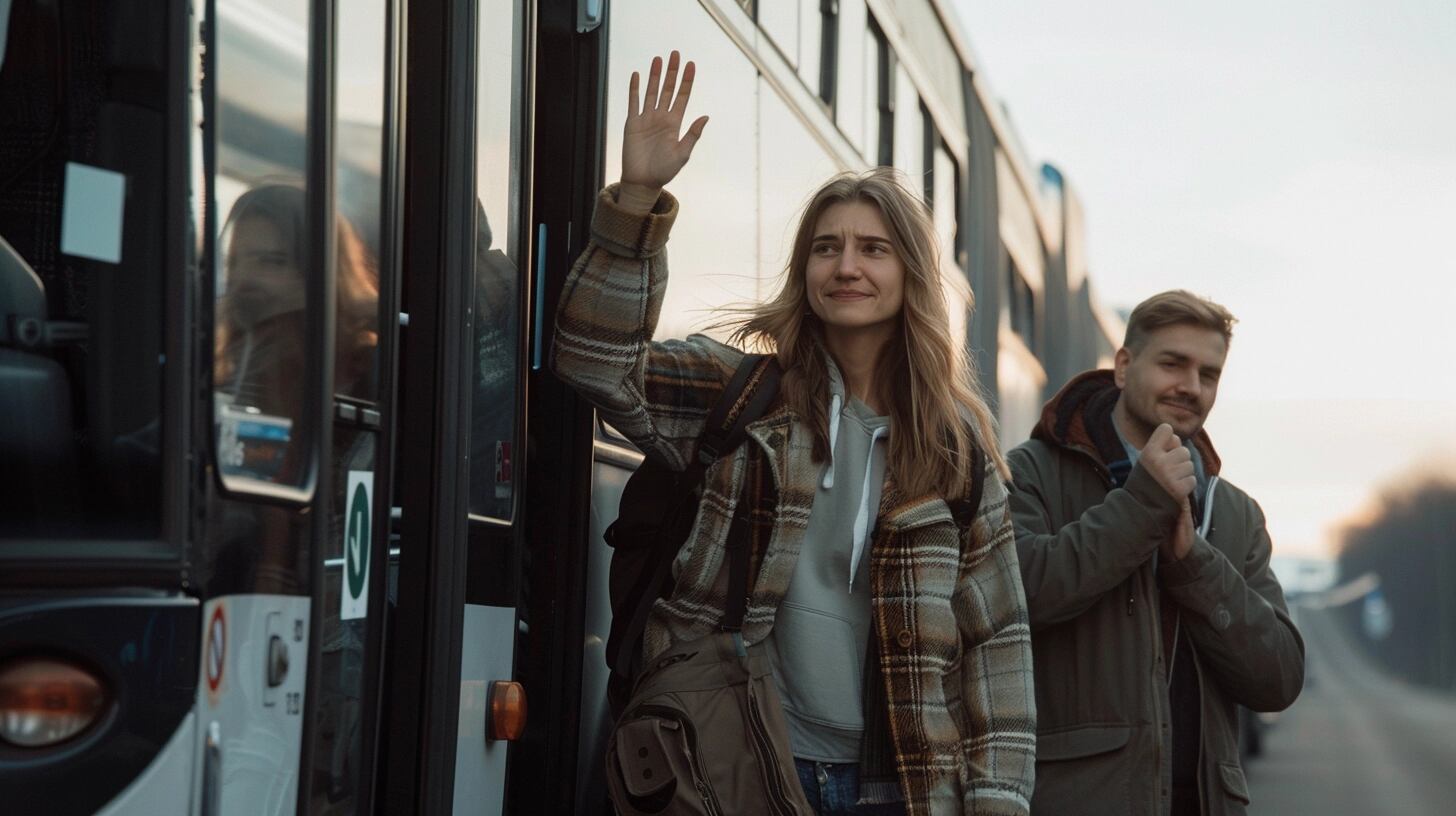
[621,51,709,196]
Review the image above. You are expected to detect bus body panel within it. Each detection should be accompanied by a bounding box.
[194,595,311,816]
[95,711,199,816]
[452,603,517,815]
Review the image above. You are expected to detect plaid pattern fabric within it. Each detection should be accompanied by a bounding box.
[552,186,1035,815]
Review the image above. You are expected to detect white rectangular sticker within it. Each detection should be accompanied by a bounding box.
[341,470,374,620]
[61,162,126,264]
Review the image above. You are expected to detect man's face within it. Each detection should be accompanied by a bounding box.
[1114,323,1229,440]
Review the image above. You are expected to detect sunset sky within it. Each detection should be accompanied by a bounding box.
[951,0,1456,558]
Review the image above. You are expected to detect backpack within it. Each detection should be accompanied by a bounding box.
[603,353,783,718]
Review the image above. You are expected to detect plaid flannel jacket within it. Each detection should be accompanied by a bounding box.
[552,185,1036,815]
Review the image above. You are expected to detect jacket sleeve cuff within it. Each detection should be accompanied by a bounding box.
[1122,460,1182,526]
[1158,534,1215,587]
[591,184,679,258]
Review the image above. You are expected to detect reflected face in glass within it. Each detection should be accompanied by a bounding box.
[225,215,306,330]
[1114,324,1228,440]
[804,200,905,334]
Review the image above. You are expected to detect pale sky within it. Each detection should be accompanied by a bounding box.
[951,0,1456,557]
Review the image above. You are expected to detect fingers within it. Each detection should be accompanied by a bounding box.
[1148,423,1177,451]
[681,115,709,151]
[1167,446,1194,479]
[642,55,663,112]
[659,51,681,113]
[1169,454,1196,498]
[628,71,640,118]
[670,59,696,115]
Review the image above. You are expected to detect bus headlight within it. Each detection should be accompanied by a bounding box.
[0,657,108,748]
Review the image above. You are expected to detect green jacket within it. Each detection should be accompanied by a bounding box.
[1006,371,1303,815]
[553,185,1037,814]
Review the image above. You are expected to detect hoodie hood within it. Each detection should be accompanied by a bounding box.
[1033,370,1221,479]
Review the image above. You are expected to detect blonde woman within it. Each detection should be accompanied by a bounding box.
[554,52,1035,815]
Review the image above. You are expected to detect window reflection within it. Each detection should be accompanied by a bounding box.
[468,0,523,520]
[213,183,380,487]
[214,186,309,485]
[469,205,519,520]
[211,0,313,494]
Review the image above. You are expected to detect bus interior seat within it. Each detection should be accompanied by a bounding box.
[0,235,79,528]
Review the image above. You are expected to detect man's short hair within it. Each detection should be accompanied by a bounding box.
[1123,290,1236,353]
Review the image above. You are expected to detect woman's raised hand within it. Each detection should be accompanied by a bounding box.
[619,51,709,213]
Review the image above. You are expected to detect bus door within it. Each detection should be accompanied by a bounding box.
[198,0,405,813]
[376,1,532,813]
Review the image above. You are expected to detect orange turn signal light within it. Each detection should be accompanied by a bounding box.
[0,657,108,748]
[487,680,526,742]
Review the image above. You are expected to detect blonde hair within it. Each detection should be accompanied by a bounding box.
[1124,289,1236,353]
[728,168,1008,497]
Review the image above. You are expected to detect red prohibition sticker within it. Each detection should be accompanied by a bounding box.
[206,604,226,693]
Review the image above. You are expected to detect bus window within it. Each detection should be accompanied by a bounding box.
[468,0,525,522]
[211,0,317,495]
[0,0,167,546]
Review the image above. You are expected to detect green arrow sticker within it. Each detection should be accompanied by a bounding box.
[342,471,373,620]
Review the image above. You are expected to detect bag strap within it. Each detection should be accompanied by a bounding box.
[612,353,782,679]
[697,352,781,465]
[720,488,753,633]
[947,443,986,528]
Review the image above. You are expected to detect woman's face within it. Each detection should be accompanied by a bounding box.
[224,215,305,329]
[804,200,906,335]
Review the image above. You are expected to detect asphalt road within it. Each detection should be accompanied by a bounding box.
[1245,605,1456,814]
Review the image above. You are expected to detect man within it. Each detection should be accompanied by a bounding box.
[1007,290,1303,815]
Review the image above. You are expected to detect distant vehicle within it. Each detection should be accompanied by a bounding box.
[1272,555,1339,602]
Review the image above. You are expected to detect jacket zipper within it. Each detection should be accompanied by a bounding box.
[631,705,724,816]
[1192,647,1206,815]
[745,685,798,816]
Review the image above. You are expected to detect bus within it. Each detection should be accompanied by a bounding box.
[0,1,1119,813]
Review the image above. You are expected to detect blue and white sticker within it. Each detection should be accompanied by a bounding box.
[341,471,373,620]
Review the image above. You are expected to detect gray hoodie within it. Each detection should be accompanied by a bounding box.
[764,357,889,762]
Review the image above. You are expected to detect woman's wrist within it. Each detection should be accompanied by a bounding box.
[615,181,663,215]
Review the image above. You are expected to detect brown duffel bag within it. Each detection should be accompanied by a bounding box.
[606,632,813,815]
[605,457,813,816]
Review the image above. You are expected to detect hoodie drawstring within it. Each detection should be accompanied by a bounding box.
[821,392,843,489]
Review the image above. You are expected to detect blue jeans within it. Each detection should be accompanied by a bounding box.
[793,759,906,816]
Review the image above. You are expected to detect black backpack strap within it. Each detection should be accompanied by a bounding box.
[719,485,753,633]
[713,357,781,633]
[947,443,987,528]
[697,353,781,465]
[611,353,782,679]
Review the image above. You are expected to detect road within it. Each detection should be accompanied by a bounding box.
[1245,605,1456,814]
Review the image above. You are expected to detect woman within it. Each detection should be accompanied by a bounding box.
[215,183,380,484]
[554,52,1035,815]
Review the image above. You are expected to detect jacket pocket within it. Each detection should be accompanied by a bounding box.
[1036,724,1132,761]
[607,710,719,815]
[1218,762,1251,805]
[1032,725,1134,815]
[767,602,865,730]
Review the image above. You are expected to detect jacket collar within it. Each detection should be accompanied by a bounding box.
[1034,369,1222,478]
